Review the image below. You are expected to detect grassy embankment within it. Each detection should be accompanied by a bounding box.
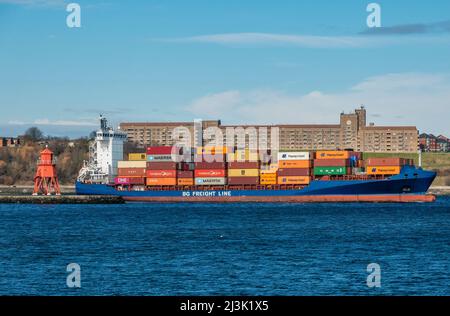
[362,152,450,186]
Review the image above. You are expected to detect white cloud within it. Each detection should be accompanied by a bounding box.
[162,32,450,48]
[188,73,450,136]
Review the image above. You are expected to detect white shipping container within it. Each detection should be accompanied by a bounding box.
[117,160,147,169]
[277,152,310,161]
[195,177,227,185]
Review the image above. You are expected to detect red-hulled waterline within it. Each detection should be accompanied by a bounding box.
[122,194,437,203]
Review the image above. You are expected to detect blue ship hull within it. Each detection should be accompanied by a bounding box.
[75,166,436,202]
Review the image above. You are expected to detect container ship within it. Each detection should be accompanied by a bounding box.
[75,117,437,203]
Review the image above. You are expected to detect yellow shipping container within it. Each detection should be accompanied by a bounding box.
[128,153,147,161]
[228,169,259,177]
[228,152,259,162]
[277,176,311,185]
[315,151,350,159]
[118,160,147,169]
[366,166,401,175]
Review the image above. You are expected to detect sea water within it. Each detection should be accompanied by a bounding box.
[1,197,449,295]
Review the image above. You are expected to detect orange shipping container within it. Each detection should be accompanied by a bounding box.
[277,176,311,185]
[315,151,350,160]
[118,168,146,177]
[177,178,194,186]
[146,178,177,186]
[146,170,177,178]
[260,178,277,185]
[278,160,311,169]
[260,173,277,180]
[366,166,401,175]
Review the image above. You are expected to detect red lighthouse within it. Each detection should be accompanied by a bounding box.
[32,146,61,196]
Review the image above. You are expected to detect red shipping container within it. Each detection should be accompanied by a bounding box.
[314,159,350,167]
[277,168,310,176]
[177,170,194,178]
[146,146,173,155]
[194,162,227,169]
[365,158,406,166]
[118,168,146,177]
[228,177,259,185]
[195,169,226,177]
[146,170,177,178]
[146,162,177,170]
[228,161,260,169]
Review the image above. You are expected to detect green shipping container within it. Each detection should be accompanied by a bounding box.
[314,166,347,176]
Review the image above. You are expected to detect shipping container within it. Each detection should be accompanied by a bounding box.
[147,154,174,162]
[260,173,277,180]
[195,177,227,185]
[227,152,259,162]
[146,146,176,155]
[114,177,145,185]
[278,160,311,169]
[194,169,227,178]
[277,152,310,161]
[315,151,350,159]
[196,154,227,163]
[146,178,177,186]
[146,170,177,178]
[364,158,406,166]
[228,161,260,169]
[277,176,310,185]
[277,168,310,176]
[259,178,277,185]
[313,166,348,176]
[177,170,194,178]
[177,178,194,186]
[313,159,350,167]
[228,169,259,177]
[227,177,259,185]
[118,160,147,169]
[118,168,146,177]
[196,146,230,155]
[194,162,227,169]
[366,166,401,175]
[146,162,177,170]
[128,153,147,161]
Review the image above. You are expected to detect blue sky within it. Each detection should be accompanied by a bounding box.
[0,0,449,138]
